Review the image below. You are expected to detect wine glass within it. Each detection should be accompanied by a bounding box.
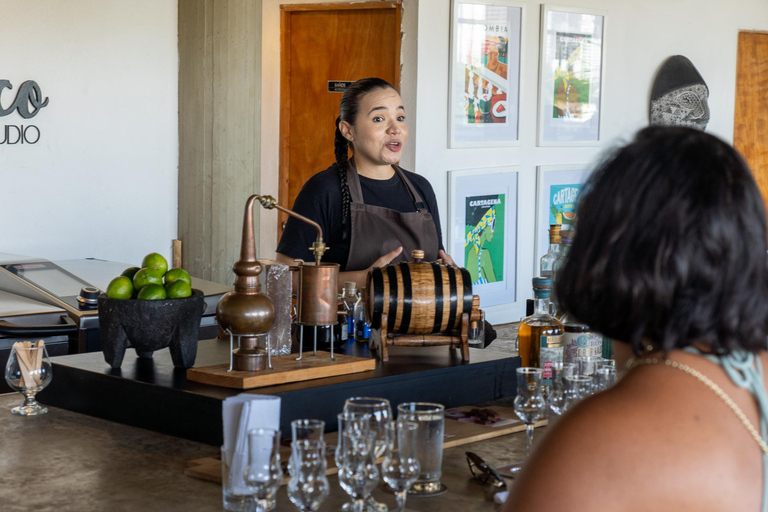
[339,429,380,512]
[244,428,283,512]
[344,397,392,512]
[5,341,53,416]
[382,421,420,512]
[507,367,546,473]
[288,439,330,511]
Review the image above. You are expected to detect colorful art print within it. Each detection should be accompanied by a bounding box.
[552,32,593,120]
[548,183,582,228]
[464,194,505,285]
[449,1,523,147]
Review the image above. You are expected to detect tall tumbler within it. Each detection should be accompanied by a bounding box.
[396,402,445,495]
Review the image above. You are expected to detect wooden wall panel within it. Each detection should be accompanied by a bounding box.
[734,31,768,207]
[179,0,261,284]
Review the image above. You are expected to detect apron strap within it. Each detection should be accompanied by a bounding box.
[345,161,429,212]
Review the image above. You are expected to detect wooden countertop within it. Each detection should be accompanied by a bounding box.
[0,392,531,511]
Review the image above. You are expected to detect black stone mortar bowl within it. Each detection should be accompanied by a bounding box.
[98,289,206,369]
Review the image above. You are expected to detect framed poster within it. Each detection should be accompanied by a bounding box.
[535,164,593,270]
[537,5,605,146]
[449,0,524,148]
[449,166,518,307]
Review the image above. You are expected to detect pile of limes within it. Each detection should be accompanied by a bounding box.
[106,253,193,300]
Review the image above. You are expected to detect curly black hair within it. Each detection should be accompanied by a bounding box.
[556,126,768,354]
[334,77,397,240]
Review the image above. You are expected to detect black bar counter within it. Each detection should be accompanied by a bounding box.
[38,339,519,446]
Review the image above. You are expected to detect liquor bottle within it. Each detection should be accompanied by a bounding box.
[560,312,603,364]
[342,281,357,341]
[353,288,370,343]
[517,277,564,385]
[539,224,562,278]
[550,232,573,317]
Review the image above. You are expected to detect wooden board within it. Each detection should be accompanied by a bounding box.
[185,405,545,484]
[186,353,376,389]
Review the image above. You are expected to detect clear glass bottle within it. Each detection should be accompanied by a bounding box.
[353,288,370,343]
[517,277,564,387]
[550,232,572,317]
[341,281,357,343]
[560,312,603,364]
[539,224,562,278]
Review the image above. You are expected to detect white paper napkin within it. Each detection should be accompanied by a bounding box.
[222,394,281,494]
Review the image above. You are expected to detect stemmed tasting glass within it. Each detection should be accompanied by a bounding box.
[339,429,380,512]
[290,419,325,473]
[344,397,392,512]
[548,362,576,418]
[381,421,420,512]
[507,367,547,473]
[4,342,53,415]
[287,439,330,511]
[563,374,594,413]
[244,429,284,512]
[594,367,617,392]
[336,411,372,470]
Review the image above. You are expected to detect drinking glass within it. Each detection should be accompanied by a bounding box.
[595,366,617,392]
[563,374,594,413]
[467,310,485,347]
[507,368,546,473]
[382,421,420,512]
[292,419,325,442]
[344,398,392,512]
[245,429,283,512]
[396,402,445,495]
[548,362,576,418]
[4,342,53,416]
[288,439,330,511]
[339,429,380,512]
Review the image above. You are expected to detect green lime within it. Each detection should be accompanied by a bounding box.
[166,280,192,299]
[137,284,167,300]
[133,268,163,289]
[106,276,134,299]
[142,253,169,276]
[164,267,192,286]
[121,267,141,280]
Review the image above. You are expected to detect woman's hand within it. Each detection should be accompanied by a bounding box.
[369,246,403,270]
[438,249,457,267]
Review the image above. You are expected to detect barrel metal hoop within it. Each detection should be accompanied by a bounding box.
[447,267,458,331]
[386,265,399,333]
[459,267,473,319]
[399,262,412,333]
[432,263,444,333]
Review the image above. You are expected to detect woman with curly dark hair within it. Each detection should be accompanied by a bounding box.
[504,126,768,512]
[276,78,453,288]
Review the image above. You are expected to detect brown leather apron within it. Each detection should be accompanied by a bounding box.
[345,163,440,271]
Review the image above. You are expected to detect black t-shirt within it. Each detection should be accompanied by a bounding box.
[276,163,444,270]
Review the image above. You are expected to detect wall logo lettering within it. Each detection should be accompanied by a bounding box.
[0,79,49,145]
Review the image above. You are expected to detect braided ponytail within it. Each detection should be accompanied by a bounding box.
[335,77,397,242]
[335,117,352,241]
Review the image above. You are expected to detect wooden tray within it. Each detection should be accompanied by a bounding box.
[186,353,376,389]
[184,405,545,484]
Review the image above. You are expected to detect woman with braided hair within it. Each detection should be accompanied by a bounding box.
[276,78,454,289]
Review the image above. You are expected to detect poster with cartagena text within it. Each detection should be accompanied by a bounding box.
[465,194,505,285]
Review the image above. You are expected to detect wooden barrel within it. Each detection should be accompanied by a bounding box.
[365,261,473,334]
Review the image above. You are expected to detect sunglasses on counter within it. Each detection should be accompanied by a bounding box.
[466,451,507,490]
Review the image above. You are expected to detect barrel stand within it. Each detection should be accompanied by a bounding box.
[375,312,470,362]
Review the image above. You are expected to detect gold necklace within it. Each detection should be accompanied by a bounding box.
[631,357,768,456]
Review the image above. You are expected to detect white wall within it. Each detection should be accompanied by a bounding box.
[1,0,178,267]
[413,0,768,323]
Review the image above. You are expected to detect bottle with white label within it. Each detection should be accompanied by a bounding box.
[560,312,603,364]
[517,277,564,387]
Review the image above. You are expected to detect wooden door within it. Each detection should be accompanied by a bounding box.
[279,2,401,237]
[734,31,768,206]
